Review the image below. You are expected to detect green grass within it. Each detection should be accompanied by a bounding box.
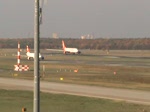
[1,49,150,111]
[0,89,150,112]
[0,49,150,91]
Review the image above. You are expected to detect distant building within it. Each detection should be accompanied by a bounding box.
[52,33,59,39]
[81,35,86,39]
[81,34,94,39]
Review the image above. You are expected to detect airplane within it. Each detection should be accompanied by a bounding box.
[26,45,44,60]
[46,40,81,55]
[62,40,81,54]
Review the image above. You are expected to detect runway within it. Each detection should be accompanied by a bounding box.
[41,55,150,67]
[0,77,150,105]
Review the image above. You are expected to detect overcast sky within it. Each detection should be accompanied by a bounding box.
[1,0,150,38]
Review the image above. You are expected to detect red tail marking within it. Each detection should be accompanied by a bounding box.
[26,45,30,53]
[62,40,66,49]
[62,40,66,54]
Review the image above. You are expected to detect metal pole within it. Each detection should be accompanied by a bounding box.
[34,0,40,112]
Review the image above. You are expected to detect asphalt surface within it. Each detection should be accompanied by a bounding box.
[0,77,150,105]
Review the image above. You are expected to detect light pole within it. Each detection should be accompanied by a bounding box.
[34,0,40,112]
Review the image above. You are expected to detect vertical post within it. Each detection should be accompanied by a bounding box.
[43,65,45,78]
[34,0,40,112]
[17,42,21,66]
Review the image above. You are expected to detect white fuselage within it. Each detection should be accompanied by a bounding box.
[26,52,44,60]
[64,48,80,54]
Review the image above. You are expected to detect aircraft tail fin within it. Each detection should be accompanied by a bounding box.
[62,40,66,53]
[26,45,30,53]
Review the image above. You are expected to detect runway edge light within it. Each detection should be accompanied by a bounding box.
[60,78,64,81]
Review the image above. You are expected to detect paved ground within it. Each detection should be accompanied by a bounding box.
[0,77,150,105]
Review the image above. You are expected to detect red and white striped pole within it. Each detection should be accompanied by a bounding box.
[17,42,21,66]
[14,42,29,71]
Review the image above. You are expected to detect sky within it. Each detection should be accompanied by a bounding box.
[1,0,150,38]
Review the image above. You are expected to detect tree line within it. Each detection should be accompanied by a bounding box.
[0,38,150,50]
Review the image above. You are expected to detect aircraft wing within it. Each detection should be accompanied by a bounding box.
[46,49,63,52]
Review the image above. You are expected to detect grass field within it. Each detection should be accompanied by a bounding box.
[0,89,150,112]
[0,49,150,111]
[0,49,150,91]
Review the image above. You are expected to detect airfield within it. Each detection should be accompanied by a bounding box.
[0,49,150,108]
